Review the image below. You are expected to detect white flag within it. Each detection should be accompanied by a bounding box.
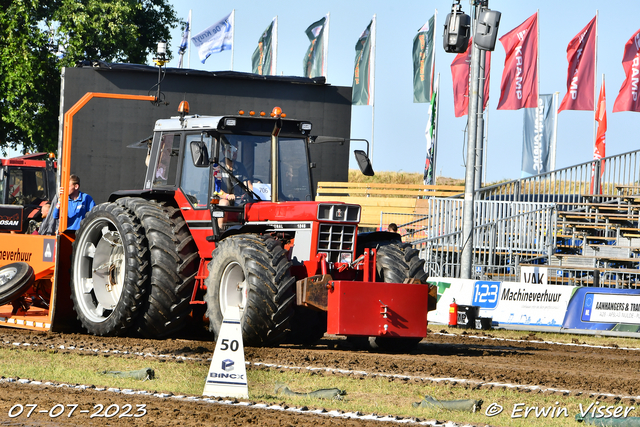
[178,11,191,68]
[192,12,233,64]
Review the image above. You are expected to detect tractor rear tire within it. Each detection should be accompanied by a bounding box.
[0,262,35,305]
[70,203,149,336]
[115,198,198,338]
[205,234,295,347]
[373,240,428,284]
[355,240,428,352]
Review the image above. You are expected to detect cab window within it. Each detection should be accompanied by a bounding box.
[180,134,212,208]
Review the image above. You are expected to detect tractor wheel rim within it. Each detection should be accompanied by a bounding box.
[219,261,247,316]
[0,267,18,287]
[74,218,125,323]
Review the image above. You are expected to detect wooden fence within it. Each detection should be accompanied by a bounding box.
[315,182,464,228]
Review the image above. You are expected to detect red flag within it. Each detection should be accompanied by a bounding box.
[613,29,640,112]
[590,80,607,194]
[558,16,597,112]
[594,81,607,160]
[451,38,491,118]
[497,13,538,110]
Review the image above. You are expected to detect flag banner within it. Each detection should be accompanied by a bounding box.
[521,94,554,176]
[252,18,275,75]
[591,80,607,193]
[498,12,538,110]
[178,12,191,68]
[451,38,491,117]
[424,83,438,184]
[353,20,373,106]
[594,81,607,161]
[613,29,640,112]
[558,16,597,112]
[413,16,435,103]
[192,12,233,64]
[303,16,327,78]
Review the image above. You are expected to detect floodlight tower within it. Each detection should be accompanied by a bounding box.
[443,0,500,279]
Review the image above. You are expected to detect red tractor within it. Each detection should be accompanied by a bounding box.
[1,94,433,351]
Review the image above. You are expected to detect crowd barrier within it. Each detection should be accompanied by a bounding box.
[428,277,640,336]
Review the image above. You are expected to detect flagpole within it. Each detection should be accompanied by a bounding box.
[273,16,278,75]
[431,10,437,99]
[433,73,441,185]
[324,13,330,80]
[370,15,377,161]
[230,9,235,70]
[592,10,599,154]
[551,91,559,170]
[483,104,490,185]
[432,11,439,184]
[537,10,540,101]
[187,9,192,69]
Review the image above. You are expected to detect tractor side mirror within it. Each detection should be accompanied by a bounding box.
[190,140,209,167]
[354,150,374,176]
[212,136,220,164]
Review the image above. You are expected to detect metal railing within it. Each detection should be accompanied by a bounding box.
[476,149,640,203]
[382,200,557,281]
[388,149,640,288]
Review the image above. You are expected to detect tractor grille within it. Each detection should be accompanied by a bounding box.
[318,224,356,263]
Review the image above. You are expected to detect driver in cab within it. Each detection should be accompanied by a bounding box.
[217,144,253,207]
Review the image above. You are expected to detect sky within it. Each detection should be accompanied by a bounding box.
[160,1,638,183]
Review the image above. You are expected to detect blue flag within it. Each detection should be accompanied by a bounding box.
[192,12,233,64]
[178,12,191,68]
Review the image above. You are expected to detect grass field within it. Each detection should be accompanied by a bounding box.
[2,327,640,427]
[348,169,465,186]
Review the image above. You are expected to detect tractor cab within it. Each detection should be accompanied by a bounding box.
[144,105,322,239]
[0,153,57,233]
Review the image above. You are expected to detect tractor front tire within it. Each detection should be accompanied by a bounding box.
[70,203,149,336]
[205,234,295,347]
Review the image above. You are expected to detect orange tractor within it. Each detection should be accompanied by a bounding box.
[0,93,434,350]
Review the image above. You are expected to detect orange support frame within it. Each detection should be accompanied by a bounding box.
[0,93,156,332]
[59,93,156,231]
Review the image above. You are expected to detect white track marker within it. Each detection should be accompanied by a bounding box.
[202,306,248,398]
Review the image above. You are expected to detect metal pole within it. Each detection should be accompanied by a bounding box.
[370,15,377,160]
[460,22,482,280]
[483,99,490,184]
[324,13,330,80]
[187,10,192,69]
[474,51,486,190]
[473,2,486,191]
[433,73,441,185]
[592,10,599,154]
[551,91,559,170]
[230,10,235,71]
[273,16,278,75]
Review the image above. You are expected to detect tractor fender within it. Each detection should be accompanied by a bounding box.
[219,224,271,241]
[108,189,176,203]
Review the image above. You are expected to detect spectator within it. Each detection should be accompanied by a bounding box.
[28,202,51,234]
[388,223,398,233]
[52,174,95,231]
[39,196,58,235]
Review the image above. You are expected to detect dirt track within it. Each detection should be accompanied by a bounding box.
[0,327,638,426]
